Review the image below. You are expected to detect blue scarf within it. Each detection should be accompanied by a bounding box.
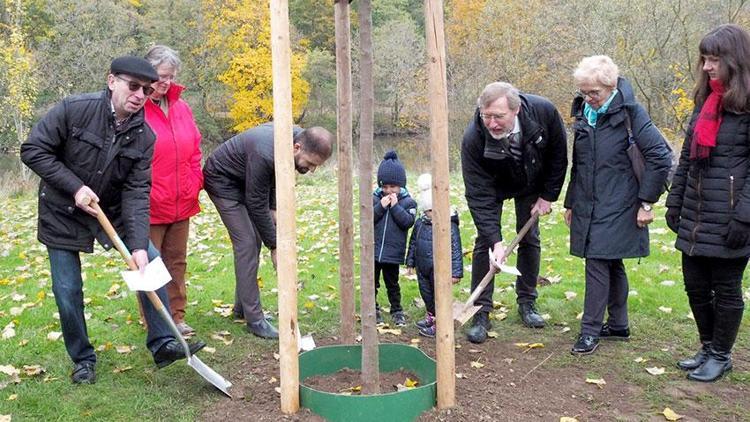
[583,89,619,127]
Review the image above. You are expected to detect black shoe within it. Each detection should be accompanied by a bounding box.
[600,323,630,341]
[571,334,599,355]
[518,302,545,328]
[71,361,96,384]
[678,342,711,371]
[392,311,407,327]
[154,340,207,369]
[687,348,732,382]
[247,319,279,339]
[466,312,491,344]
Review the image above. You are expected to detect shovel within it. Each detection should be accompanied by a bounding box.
[90,201,233,397]
[453,212,539,325]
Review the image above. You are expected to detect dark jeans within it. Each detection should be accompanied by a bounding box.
[48,242,174,365]
[375,261,402,313]
[682,254,747,309]
[580,258,629,337]
[208,193,265,324]
[470,194,541,312]
[416,270,435,315]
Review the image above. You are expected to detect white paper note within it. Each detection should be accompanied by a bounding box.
[120,256,172,292]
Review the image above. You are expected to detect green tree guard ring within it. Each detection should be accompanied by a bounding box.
[299,344,437,421]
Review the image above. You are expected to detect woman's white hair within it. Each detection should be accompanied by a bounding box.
[573,55,619,88]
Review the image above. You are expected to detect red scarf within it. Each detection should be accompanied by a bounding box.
[691,79,725,160]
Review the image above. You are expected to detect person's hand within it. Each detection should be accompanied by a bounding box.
[380,195,391,208]
[531,197,552,216]
[491,242,506,269]
[389,193,398,207]
[131,249,148,274]
[726,219,750,249]
[636,207,654,228]
[406,267,415,276]
[270,248,278,270]
[665,207,681,233]
[451,277,461,284]
[74,185,99,217]
[564,208,572,227]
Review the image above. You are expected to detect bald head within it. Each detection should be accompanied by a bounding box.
[295,126,334,161]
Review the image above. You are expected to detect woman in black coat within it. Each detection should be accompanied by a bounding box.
[665,24,750,382]
[564,55,672,355]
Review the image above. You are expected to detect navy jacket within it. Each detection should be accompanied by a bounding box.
[373,188,417,264]
[406,212,463,278]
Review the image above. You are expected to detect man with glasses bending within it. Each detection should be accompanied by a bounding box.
[461,81,567,343]
[21,56,206,385]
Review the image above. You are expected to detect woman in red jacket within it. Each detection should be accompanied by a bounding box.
[144,45,203,335]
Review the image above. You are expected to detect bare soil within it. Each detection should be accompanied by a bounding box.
[303,367,420,395]
[201,325,750,421]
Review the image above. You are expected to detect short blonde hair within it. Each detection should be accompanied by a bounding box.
[573,55,619,88]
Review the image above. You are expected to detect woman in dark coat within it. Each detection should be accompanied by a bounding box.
[564,55,672,355]
[665,24,750,382]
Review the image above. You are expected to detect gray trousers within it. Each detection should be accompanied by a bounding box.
[581,258,629,337]
[208,193,265,324]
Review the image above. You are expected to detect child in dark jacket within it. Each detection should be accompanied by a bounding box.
[406,173,463,337]
[373,150,417,326]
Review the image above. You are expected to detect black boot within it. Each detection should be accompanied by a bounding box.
[518,302,545,328]
[677,342,711,371]
[687,304,743,382]
[678,300,714,370]
[466,311,491,344]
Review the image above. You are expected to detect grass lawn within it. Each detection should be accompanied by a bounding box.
[1,168,748,420]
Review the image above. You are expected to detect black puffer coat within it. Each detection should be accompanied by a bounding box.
[373,188,417,264]
[405,212,463,278]
[20,89,155,252]
[666,108,750,258]
[564,77,672,259]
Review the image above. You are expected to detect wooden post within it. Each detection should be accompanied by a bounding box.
[269,0,299,413]
[334,0,355,344]
[358,0,380,394]
[424,0,455,408]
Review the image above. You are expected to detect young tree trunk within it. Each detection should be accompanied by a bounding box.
[334,0,355,344]
[358,0,380,394]
[269,0,299,413]
[424,0,456,408]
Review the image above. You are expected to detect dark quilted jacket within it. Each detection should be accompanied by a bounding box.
[406,212,463,278]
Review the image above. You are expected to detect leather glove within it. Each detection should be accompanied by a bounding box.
[665,207,681,234]
[726,219,750,249]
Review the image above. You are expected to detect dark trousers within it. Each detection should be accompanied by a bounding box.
[470,194,541,312]
[208,193,265,325]
[48,243,173,365]
[375,261,402,313]
[580,258,629,337]
[417,270,435,315]
[682,254,747,351]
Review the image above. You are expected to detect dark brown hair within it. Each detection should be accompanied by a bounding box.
[694,24,750,113]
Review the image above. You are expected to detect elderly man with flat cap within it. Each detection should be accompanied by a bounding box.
[21,56,206,385]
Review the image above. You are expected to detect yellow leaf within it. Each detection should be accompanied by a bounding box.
[585,378,606,388]
[257,276,264,289]
[46,332,62,341]
[470,360,484,369]
[376,327,402,336]
[662,407,684,421]
[304,301,315,309]
[486,331,499,338]
[22,365,45,376]
[115,345,134,354]
[404,377,419,388]
[112,366,133,374]
[7,394,17,401]
[645,367,665,376]
[560,418,579,422]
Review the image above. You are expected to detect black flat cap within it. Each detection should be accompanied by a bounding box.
[110,56,159,82]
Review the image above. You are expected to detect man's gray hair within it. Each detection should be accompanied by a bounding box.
[477,82,521,110]
[144,45,182,72]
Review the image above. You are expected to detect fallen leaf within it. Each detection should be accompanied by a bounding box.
[22,365,45,377]
[470,360,485,369]
[455,373,466,379]
[662,407,684,421]
[274,387,281,394]
[376,327,402,336]
[576,312,583,320]
[11,293,25,302]
[486,331,499,338]
[17,339,28,347]
[303,301,315,309]
[112,366,133,374]
[273,352,280,360]
[7,394,17,401]
[47,332,62,341]
[660,280,675,286]
[268,377,277,384]
[0,415,11,422]
[1,323,15,340]
[658,306,673,314]
[634,357,647,363]
[646,367,665,376]
[585,378,606,388]
[560,418,579,422]
[203,347,216,354]
[564,291,577,300]
[115,345,134,354]
[561,327,571,333]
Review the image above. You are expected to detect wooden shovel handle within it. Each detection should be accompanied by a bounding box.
[461,211,539,311]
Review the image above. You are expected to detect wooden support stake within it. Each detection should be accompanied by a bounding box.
[358,0,380,394]
[269,0,299,413]
[334,0,355,344]
[424,0,456,408]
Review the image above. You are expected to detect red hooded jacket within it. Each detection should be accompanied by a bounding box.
[144,83,203,224]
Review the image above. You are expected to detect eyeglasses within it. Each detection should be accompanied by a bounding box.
[480,113,506,123]
[157,74,176,82]
[575,89,602,99]
[115,75,154,96]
